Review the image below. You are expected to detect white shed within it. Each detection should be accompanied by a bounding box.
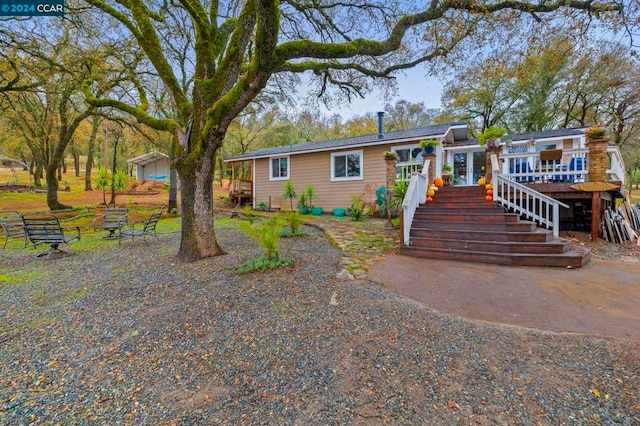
[127,152,170,181]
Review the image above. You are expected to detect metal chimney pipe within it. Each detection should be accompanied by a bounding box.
[377,111,385,139]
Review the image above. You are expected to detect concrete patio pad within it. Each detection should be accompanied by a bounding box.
[369,255,640,341]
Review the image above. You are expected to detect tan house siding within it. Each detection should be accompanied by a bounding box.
[254,144,397,212]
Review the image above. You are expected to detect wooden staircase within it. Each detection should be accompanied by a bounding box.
[400,186,591,267]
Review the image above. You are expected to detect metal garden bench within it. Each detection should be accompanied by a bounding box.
[118,210,162,246]
[93,206,129,238]
[0,211,26,249]
[22,214,81,259]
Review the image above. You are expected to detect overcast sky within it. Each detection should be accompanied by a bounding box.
[315,67,444,120]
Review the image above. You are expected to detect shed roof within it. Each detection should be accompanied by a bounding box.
[127,152,169,166]
[225,121,468,162]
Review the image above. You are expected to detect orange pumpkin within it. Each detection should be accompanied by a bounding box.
[434,177,444,187]
[486,189,493,195]
[426,196,434,202]
[485,195,493,201]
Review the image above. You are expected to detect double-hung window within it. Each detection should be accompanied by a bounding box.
[270,156,289,180]
[331,150,363,181]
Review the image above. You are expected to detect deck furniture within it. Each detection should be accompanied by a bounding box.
[22,214,81,259]
[0,211,26,249]
[568,157,587,183]
[229,179,252,206]
[93,206,129,238]
[118,210,162,246]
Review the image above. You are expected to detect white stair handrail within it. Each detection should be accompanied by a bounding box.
[491,154,568,237]
[401,159,429,245]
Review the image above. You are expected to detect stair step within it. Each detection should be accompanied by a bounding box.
[416,206,506,214]
[407,236,571,254]
[402,185,591,267]
[410,228,553,242]
[399,245,590,268]
[412,220,536,232]
[426,200,498,208]
[413,212,520,223]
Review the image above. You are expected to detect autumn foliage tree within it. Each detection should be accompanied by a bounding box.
[80,0,624,262]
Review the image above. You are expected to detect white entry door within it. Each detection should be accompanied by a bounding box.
[452,150,486,186]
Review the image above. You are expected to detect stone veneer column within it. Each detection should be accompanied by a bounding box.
[422,153,436,183]
[385,158,397,189]
[587,137,609,182]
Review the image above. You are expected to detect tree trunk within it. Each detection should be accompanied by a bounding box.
[73,150,80,177]
[177,144,225,262]
[168,132,179,213]
[57,164,63,181]
[85,119,99,191]
[46,164,71,210]
[109,139,119,205]
[34,162,43,187]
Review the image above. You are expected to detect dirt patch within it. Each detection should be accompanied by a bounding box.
[562,230,640,260]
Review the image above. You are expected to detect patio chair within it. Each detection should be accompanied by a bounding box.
[510,159,533,183]
[118,210,162,246]
[568,157,586,183]
[93,206,128,238]
[0,211,26,249]
[23,214,81,259]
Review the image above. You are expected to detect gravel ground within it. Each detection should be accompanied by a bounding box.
[1,225,639,424]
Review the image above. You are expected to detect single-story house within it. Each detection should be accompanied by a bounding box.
[224,114,623,214]
[127,152,170,181]
[224,114,467,210]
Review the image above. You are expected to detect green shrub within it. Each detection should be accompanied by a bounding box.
[240,215,285,260]
[286,210,302,234]
[235,256,294,274]
[350,194,363,221]
[256,201,269,211]
[282,181,297,211]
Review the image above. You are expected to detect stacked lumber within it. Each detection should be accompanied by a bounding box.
[602,198,640,244]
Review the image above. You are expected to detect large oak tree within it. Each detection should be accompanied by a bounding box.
[81,0,625,262]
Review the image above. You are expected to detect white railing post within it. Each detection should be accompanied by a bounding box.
[401,159,429,245]
[491,153,568,237]
[607,145,626,184]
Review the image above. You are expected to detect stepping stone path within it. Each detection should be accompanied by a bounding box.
[304,217,399,280]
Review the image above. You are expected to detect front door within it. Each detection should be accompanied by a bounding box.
[453,150,486,186]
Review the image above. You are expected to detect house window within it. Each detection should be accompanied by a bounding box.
[392,145,422,162]
[269,156,289,180]
[331,150,363,181]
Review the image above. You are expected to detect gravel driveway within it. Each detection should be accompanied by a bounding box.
[1,225,638,424]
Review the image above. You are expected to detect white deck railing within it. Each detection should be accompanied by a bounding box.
[401,159,429,245]
[396,161,423,183]
[607,145,625,184]
[501,148,589,184]
[491,155,568,237]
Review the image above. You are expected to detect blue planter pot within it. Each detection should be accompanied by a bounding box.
[333,208,346,217]
[423,146,435,154]
[298,206,309,214]
[310,206,323,216]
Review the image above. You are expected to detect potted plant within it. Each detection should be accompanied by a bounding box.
[419,139,440,154]
[303,185,322,215]
[478,126,507,147]
[297,193,309,214]
[383,151,398,161]
[584,125,607,140]
[441,163,453,186]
